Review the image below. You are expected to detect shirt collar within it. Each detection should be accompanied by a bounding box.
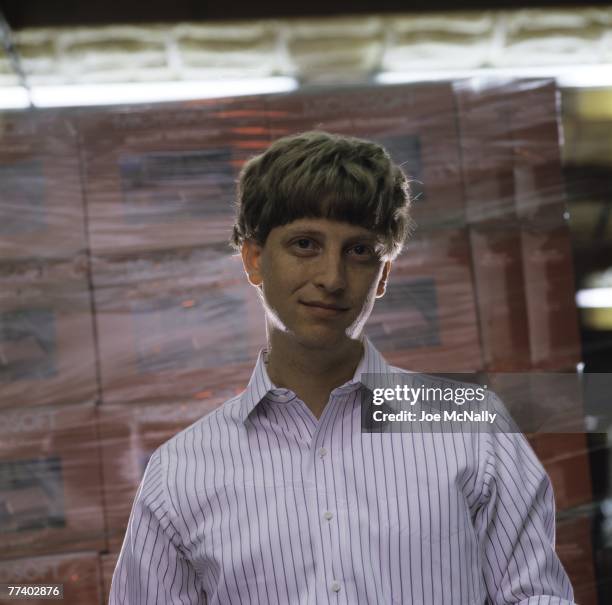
[239,334,391,424]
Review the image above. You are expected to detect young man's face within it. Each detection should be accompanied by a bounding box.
[241,217,391,350]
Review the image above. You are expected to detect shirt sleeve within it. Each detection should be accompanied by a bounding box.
[472,426,576,605]
[108,448,206,605]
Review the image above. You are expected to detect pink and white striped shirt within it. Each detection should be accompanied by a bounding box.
[110,335,575,604]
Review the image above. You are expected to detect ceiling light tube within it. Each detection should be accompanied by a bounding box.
[376,64,612,88]
[0,85,31,109]
[0,77,298,109]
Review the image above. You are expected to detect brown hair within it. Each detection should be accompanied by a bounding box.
[229,131,414,259]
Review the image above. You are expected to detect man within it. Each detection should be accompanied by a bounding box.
[110,131,575,604]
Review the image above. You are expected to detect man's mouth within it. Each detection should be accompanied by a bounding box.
[300,300,349,311]
[299,300,349,317]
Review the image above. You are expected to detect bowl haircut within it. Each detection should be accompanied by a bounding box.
[230,131,415,260]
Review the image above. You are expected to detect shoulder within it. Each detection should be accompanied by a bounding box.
[387,363,413,375]
[374,365,525,488]
[145,394,245,507]
[156,393,245,462]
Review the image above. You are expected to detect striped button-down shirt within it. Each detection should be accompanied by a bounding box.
[110,335,575,604]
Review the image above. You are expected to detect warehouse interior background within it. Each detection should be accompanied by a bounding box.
[1,1,612,603]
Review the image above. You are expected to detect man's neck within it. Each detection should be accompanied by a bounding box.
[264,329,364,420]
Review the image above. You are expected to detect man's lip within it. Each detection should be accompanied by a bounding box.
[300,301,349,311]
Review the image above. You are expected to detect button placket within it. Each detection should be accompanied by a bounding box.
[314,441,344,599]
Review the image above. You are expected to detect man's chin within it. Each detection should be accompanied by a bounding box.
[292,327,351,350]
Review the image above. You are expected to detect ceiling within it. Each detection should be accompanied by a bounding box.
[1,0,608,28]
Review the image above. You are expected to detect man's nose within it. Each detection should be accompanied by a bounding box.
[314,251,347,293]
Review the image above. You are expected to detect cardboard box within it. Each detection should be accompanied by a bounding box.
[0,257,97,409]
[0,552,102,605]
[0,404,105,559]
[92,246,265,404]
[0,111,86,261]
[100,552,119,604]
[528,432,592,512]
[556,515,598,605]
[511,81,567,226]
[454,81,519,225]
[529,432,589,461]
[99,399,226,551]
[366,229,483,372]
[469,225,531,371]
[265,83,466,230]
[455,79,567,228]
[491,373,585,434]
[521,227,582,370]
[78,96,271,255]
[543,452,593,511]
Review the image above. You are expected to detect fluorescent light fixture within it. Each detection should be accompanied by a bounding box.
[0,86,31,109]
[576,287,612,309]
[0,77,298,110]
[556,64,612,88]
[377,64,612,89]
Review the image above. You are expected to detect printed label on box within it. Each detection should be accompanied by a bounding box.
[118,149,236,223]
[366,278,441,351]
[131,290,251,373]
[0,309,57,382]
[0,457,65,533]
[373,135,425,203]
[0,160,46,236]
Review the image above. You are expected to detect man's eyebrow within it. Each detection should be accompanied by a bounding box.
[284,228,381,243]
[283,229,325,238]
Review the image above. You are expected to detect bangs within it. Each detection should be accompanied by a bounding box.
[261,151,392,236]
[273,190,387,232]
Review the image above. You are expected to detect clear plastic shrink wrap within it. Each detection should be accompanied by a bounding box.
[0,80,598,603]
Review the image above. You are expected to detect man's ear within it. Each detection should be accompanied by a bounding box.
[241,239,264,287]
[376,260,392,298]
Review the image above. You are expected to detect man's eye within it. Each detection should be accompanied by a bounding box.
[350,244,374,256]
[291,238,317,252]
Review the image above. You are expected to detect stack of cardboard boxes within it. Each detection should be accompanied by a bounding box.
[78,98,271,405]
[456,79,593,603]
[0,112,104,603]
[0,81,596,604]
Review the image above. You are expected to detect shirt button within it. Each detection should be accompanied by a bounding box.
[330,581,341,592]
[318,447,328,458]
[323,511,333,520]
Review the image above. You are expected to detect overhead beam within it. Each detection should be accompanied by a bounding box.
[1,0,609,29]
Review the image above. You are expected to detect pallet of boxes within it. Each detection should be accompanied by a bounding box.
[454,79,596,604]
[0,80,596,604]
[0,111,104,604]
